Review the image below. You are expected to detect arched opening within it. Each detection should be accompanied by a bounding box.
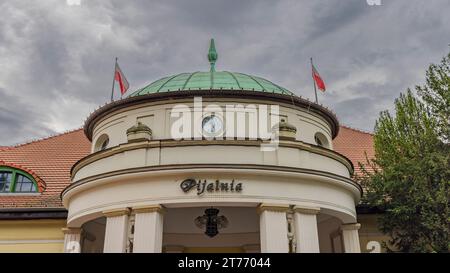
[81,217,106,253]
[94,134,109,152]
[0,166,40,193]
[162,206,260,253]
[314,132,330,148]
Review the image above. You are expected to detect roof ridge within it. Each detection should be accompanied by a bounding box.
[11,128,84,148]
[340,124,374,135]
[0,146,10,151]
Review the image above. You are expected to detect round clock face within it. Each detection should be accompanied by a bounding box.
[202,115,223,136]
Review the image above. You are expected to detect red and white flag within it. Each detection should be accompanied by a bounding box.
[115,62,129,95]
[312,63,326,92]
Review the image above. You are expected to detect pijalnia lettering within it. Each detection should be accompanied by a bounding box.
[180,178,243,195]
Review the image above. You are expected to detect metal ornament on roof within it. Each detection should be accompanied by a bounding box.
[194,208,228,238]
[127,39,296,97]
[208,38,218,72]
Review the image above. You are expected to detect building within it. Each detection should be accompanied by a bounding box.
[0,40,387,253]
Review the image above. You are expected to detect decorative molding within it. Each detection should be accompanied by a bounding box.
[132,205,164,214]
[70,138,354,178]
[62,227,82,234]
[341,223,361,231]
[63,163,362,203]
[257,203,290,214]
[83,90,340,141]
[293,206,321,215]
[286,209,296,253]
[66,194,358,225]
[102,208,130,218]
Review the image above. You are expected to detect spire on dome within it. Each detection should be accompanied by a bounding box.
[207,38,218,72]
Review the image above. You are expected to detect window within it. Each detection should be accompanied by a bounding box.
[100,138,109,151]
[94,134,110,152]
[14,174,37,192]
[0,172,12,193]
[314,132,330,148]
[314,135,324,146]
[0,167,39,193]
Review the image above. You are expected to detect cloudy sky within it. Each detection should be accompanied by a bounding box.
[0,0,449,145]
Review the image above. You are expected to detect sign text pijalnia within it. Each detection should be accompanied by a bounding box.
[180,178,243,195]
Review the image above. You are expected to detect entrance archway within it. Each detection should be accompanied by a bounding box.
[162,206,260,253]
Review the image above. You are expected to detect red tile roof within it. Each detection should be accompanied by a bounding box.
[333,126,375,177]
[0,129,91,208]
[0,126,374,209]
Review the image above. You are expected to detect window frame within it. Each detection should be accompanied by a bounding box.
[94,134,110,152]
[314,132,330,149]
[0,171,13,193]
[0,166,39,193]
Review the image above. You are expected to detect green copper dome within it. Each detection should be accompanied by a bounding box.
[128,71,295,97]
[128,39,295,97]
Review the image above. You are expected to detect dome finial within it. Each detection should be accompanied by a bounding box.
[208,38,218,72]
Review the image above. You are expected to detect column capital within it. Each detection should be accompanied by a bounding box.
[62,227,82,235]
[132,204,164,214]
[257,203,290,214]
[293,206,320,215]
[103,207,130,217]
[341,223,361,231]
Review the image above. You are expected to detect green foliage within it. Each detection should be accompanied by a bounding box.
[359,52,450,253]
[416,52,450,142]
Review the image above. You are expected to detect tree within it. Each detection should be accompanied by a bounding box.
[416,52,450,142]
[359,53,450,252]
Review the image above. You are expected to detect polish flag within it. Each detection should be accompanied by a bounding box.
[115,62,130,95]
[312,64,326,92]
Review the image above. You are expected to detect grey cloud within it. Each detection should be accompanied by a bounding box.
[0,89,55,144]
[0,0,449,145]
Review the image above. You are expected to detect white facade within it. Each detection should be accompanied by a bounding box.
[62,92,362,253]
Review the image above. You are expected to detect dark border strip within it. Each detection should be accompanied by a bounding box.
[0,208,68,220]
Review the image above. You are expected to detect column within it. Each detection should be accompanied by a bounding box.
[293,206,320,253]
[62,227,82,253]
[341,223,361,253]
[258,203,289,253]
[103,208,130,253]
[132,205,164,253]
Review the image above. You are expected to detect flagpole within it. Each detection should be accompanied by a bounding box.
[110,57,118,102]
[311,57,319,104]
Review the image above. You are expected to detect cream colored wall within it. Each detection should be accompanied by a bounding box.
[91,98,334,153]
[74,144,351,182]
[0,219,66,253]
[65,166,359,227]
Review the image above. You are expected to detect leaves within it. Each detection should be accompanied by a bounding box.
[359,52,450,253]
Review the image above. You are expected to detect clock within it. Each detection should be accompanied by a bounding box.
[202,114,223,136]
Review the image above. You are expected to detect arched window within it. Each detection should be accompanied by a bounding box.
[314,132,330,149]
[0,167,39,193]
[94,134,110,152]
